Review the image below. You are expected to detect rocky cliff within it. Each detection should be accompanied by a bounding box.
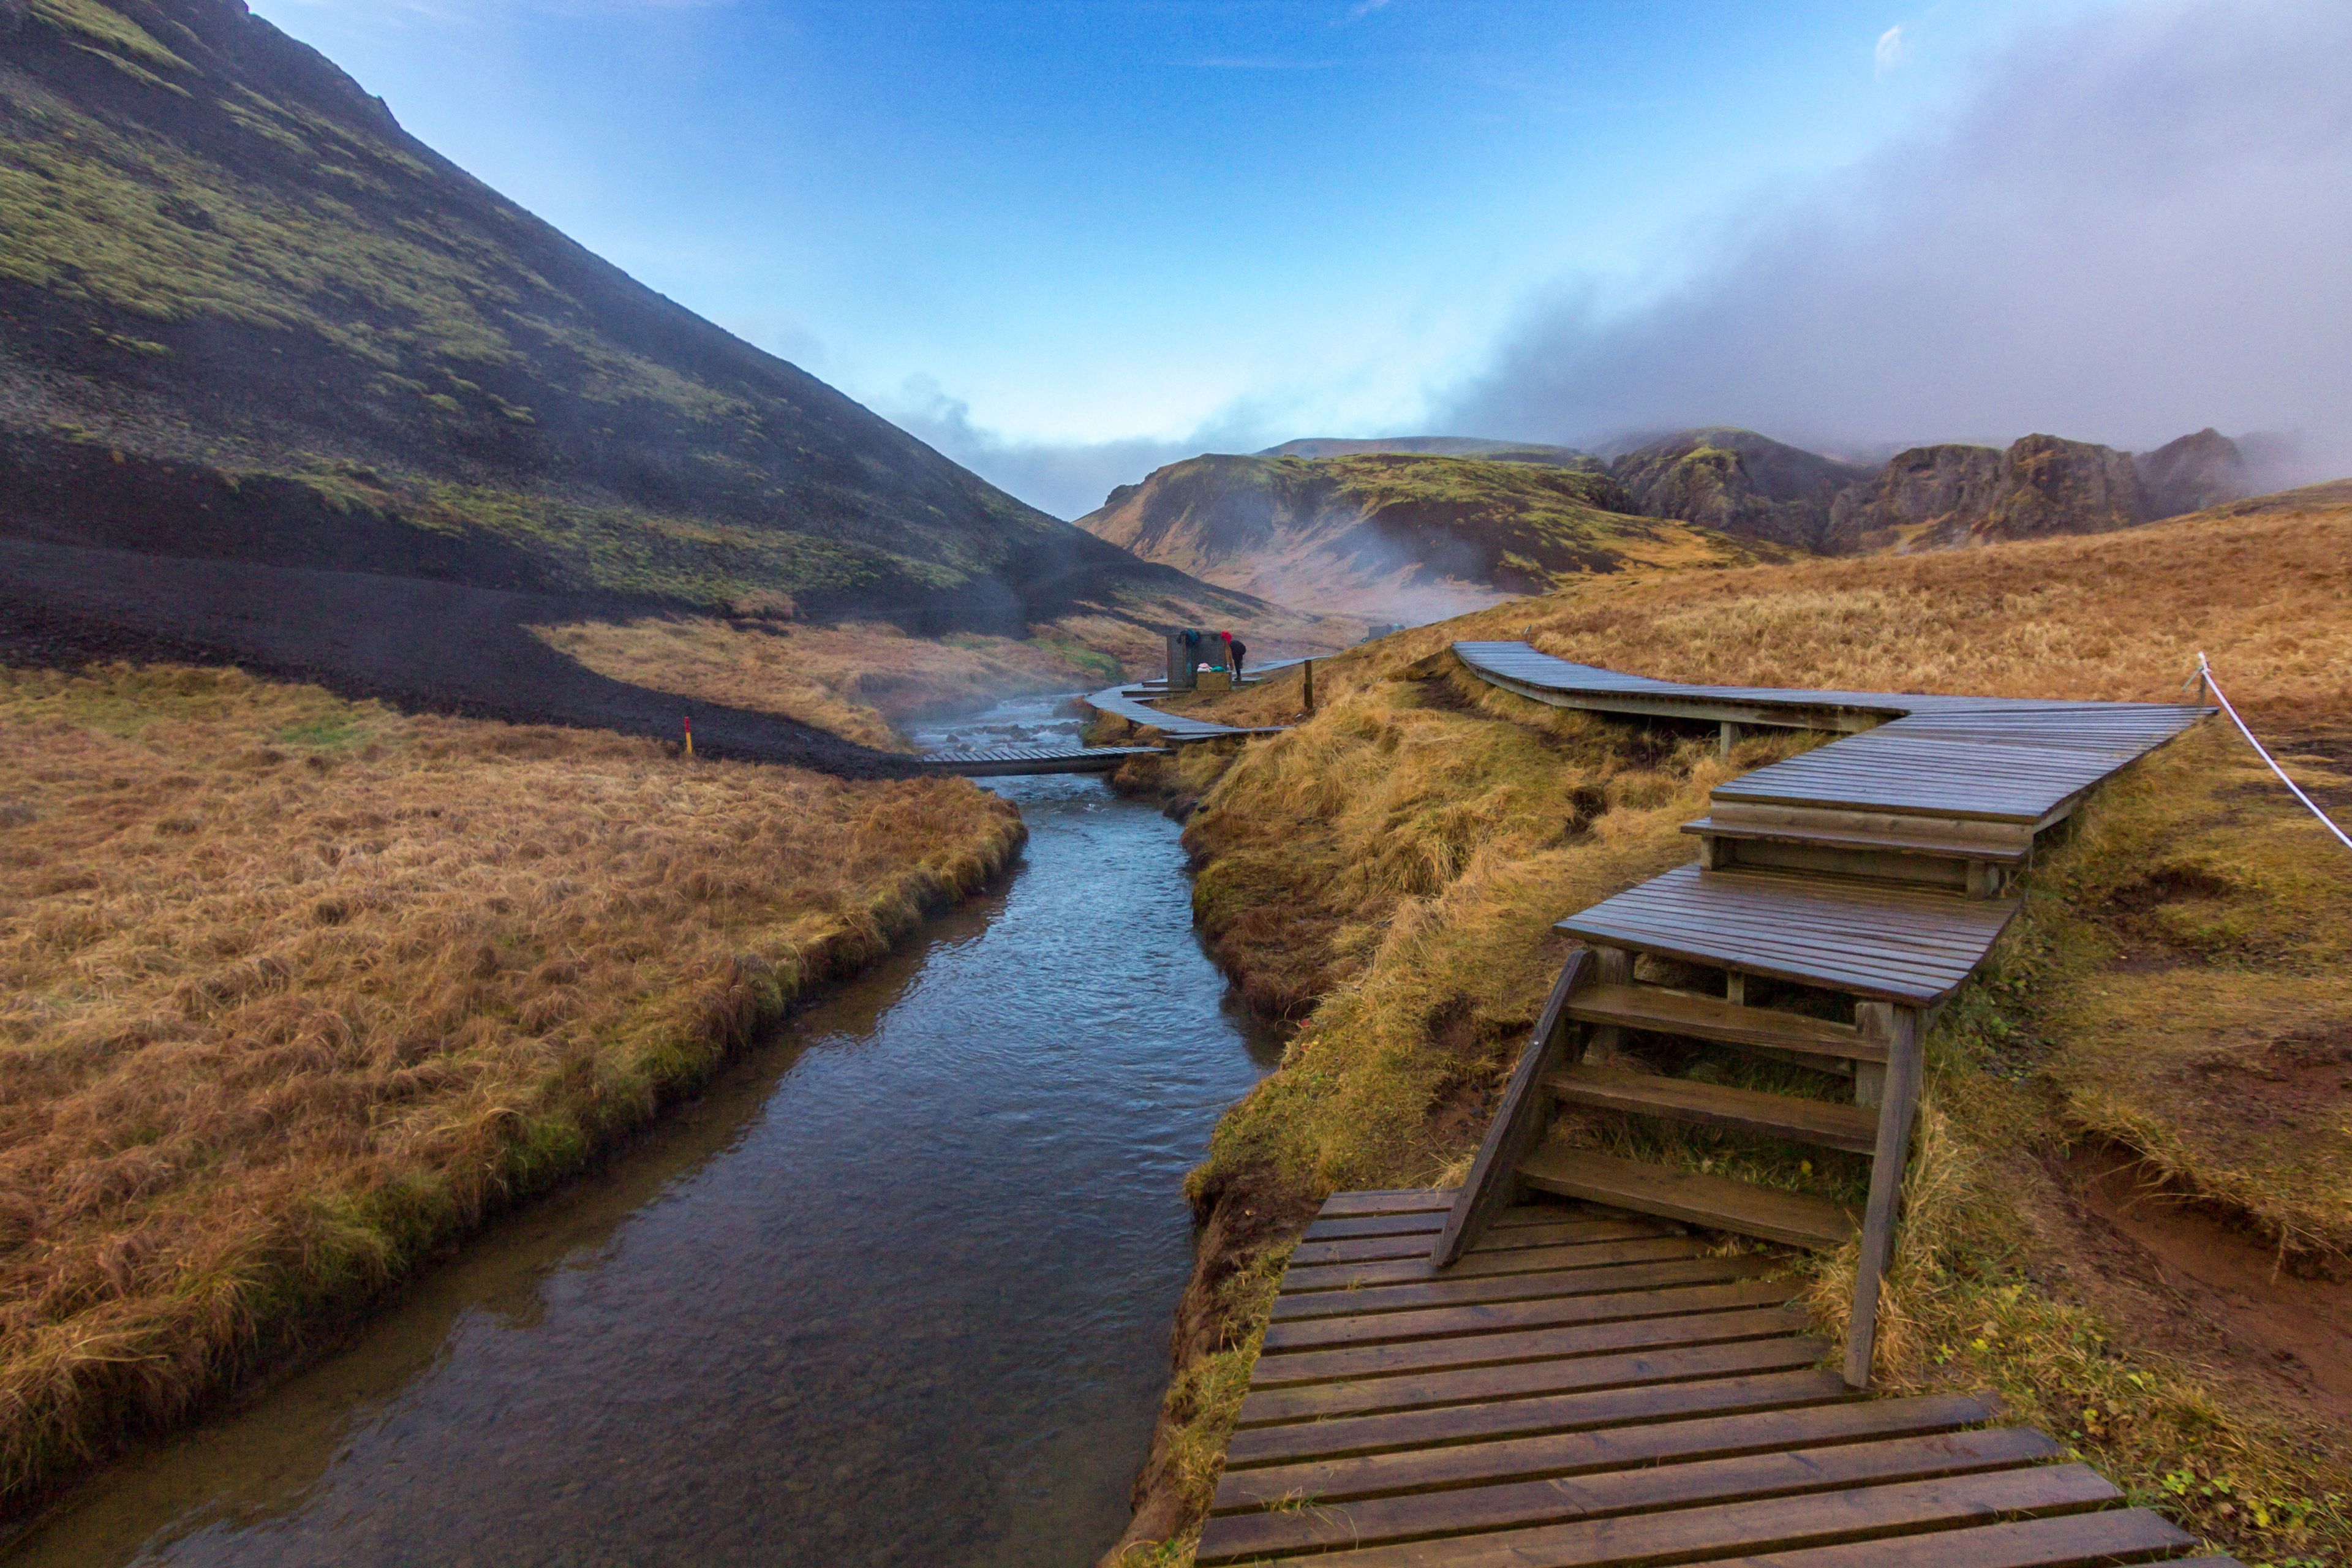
[2136,428,2254,518]
[1607,428,1876,552]
[1829,434,2155,549]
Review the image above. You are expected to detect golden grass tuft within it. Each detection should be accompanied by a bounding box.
[0,663,1023,1504]
[1136,493,2352,1562]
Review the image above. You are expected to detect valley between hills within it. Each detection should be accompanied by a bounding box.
[2,2,2348,1567]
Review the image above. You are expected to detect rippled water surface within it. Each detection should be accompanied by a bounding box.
[9,698,1277,1567]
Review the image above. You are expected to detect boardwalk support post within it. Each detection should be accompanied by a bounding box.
[1429,948,1594,1268]
[1845,1003,1923,1389]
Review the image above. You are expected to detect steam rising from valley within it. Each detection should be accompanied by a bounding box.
[909,0,2352,524]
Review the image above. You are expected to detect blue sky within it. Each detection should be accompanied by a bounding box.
[252,1,2351,516]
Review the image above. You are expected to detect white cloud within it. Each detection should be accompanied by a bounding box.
[1874,24,1909,77]
[1442,0,2352,476]
[884,379,1289,522]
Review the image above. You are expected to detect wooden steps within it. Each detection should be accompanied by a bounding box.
[1200,1190,2214,1567]
[1546,1065,1879,1155]
[1683,813,2035,865]
[1557,865,2019,1007]
[1564,984,1879,1066]
[1518,1148,1860,1251]
[1193,647,2223,1564]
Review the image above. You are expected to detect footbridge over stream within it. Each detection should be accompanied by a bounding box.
[917,671,1293,775]
[1198,641,2231,1568]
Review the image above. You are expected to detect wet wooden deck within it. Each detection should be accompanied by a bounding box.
[1200,1189,2236,1568]
[1085,681,1291,741]
[916,743,1163,777]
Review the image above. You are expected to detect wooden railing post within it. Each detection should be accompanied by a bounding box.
[1582,946,1634,1066]
[1430,948,1594,1268]
[1844,1004,1923,1388]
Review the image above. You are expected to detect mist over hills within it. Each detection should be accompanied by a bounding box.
[0,0,1268,654]
[1257,437,1596,467]
[1077,451,1787,622]
[1083,424,2271,619]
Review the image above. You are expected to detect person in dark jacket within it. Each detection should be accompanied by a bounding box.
[1221,630,1247,682]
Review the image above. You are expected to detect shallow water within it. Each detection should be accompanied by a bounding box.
[7,697,1276,1567]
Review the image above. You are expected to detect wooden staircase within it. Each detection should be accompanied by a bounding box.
[1432,642,2214,1389]
[1191,648,2225,1565]
[1434,934,1933,1387]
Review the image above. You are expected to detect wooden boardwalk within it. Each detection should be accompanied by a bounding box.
[1433,642,2207,1380]
[1201,1189,2237,1568]
[1085,680,1291,742]
[1190,646,2231,1564]
[917,742,1163,777]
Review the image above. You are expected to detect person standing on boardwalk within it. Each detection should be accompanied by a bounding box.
[1221,630,1247,682]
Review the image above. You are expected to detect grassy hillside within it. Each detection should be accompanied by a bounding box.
[1097,484,2352,1566]
[0,0,1260,638]
[1078,451,1789,621]
[1257,436,1598,466]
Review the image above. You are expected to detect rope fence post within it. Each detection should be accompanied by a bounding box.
[2198,652,2351,851]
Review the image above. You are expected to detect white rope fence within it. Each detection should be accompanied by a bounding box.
[2196,651,2352,851]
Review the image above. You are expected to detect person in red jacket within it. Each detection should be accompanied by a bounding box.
[1220,630,1248,682]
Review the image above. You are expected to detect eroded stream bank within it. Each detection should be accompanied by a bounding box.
[5,697,1279,1567]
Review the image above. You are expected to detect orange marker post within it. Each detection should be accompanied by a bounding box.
[684,715,693,759]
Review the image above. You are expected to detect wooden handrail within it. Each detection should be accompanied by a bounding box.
[1429,948,1594,1268]
[1844,1002,1923,1387]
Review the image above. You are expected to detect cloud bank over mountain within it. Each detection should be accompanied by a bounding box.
[904,0,2351,517]
[1440,0,2352,477]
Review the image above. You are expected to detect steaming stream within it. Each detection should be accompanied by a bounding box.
[6,696,1278,1567]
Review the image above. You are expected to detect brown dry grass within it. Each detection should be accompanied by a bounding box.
[0,664,1023,1507]
[1130,489,2352,1563]
[534,617,1128,750]
[536,589,1356,753]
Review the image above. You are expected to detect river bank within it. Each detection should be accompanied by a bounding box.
[0,665,1024,1518]
[5,692,1282,1565]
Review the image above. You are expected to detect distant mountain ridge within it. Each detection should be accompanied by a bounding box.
[1078,451,1789,620]
[0,0,1263,641]
[1091,426,2277,619]
[1258,437,1597,467]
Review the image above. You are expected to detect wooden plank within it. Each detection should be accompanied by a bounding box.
[1683,815,2035,865]
[1293,1234,1476,1267]
[1517,1147,1860,1251]
[1194,1428,2059,1564]
[1280,1235,1710,1292]
[1431,952,1595,1267]
[1306,1212,1449,1240]
[1223,1368,1855,1467]
[1249,1305,1813,1389]
[1321,1189,1456,1217]
[1845,1007,1923,1388]
[1663,1509,2199,1567]
[1474,1217,1680,1251]
[1235,1335,1832,1427]
[1270,1256,1781,1322]
[1564,984,1882,1065]
[1212,1392,1999,1513]
[1259,1278,1805,1354]
[1546,1065,1880,1154]
[1236,1463,2120,1568]
[1289,1218,1664,1268]
[1556,867,2018,1005]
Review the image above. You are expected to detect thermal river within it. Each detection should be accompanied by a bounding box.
[6,696,1276,1567]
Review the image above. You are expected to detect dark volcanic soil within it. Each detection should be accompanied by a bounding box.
[0,538,917,778]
